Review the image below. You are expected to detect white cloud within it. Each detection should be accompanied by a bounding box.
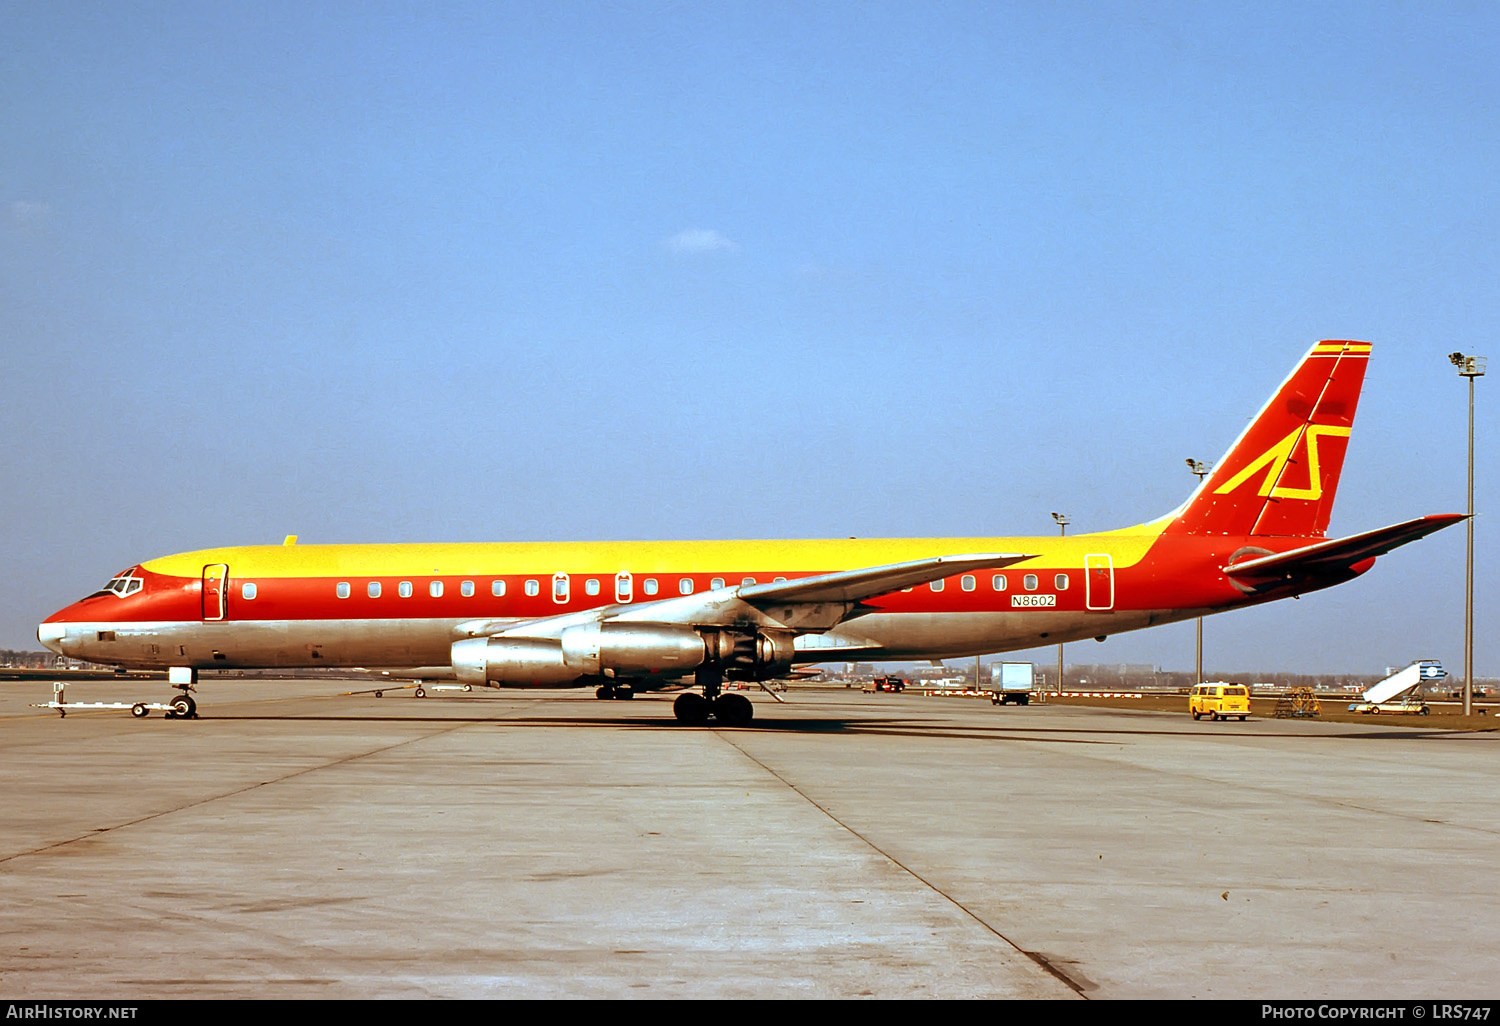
[664,228,737,254]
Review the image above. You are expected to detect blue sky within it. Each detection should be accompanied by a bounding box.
[2,1,1495,675]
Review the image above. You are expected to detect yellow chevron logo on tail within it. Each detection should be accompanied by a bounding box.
[1212,425,1352,502]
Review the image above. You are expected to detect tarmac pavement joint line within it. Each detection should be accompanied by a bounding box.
[713,729,1091,998]
[0,719,478,867]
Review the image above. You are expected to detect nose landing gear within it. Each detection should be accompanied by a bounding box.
[165,692,198,719]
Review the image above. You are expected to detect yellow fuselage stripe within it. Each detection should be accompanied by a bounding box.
[144,519,1173,579]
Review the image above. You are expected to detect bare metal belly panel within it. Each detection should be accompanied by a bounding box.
[50,618,461,670]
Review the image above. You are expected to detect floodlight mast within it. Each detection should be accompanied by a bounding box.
[1449,353,1485,716]
[1186,460,1213,687]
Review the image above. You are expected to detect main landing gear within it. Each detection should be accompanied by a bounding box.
[595,684,636,700]
[672,669,754,727]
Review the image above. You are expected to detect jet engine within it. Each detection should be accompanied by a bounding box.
[452,624,796,686]
[450,637,578,686]
[559,623,707,676]
[702,628,796,681]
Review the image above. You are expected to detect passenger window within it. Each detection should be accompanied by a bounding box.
[1023,574,1038,591]
[398,581,413,598]
[430,581,443,598]
[961,574,975,592]
[931,579,945,592]
[774,577,787,583]
[525,580,539,597]
[742,577,756,586]
[492,580,506,597]
[368,582,382,598]
[643,578,658,596]
[679,578,693,595]
[461,580,474,597]
[711,578,725,590]
[241,583,257,600]
[1055,574,1069,590]
[584,578,600,596]
[337,582,350,599]
[992,574,1007,591]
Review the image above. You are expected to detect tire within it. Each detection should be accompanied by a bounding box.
[169,695,191,718]
[414,687,426,699]
[673,692,710,726]
[131,703,148,718]
[714,693,753,727]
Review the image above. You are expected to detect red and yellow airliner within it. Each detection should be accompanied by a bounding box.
[38,341,1463,724]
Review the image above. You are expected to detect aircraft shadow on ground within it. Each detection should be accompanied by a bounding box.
[202,709,1126,743]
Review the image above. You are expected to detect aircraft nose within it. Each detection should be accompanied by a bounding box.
[37,621,68,655]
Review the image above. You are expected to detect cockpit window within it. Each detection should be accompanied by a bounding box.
[89,567,143,599]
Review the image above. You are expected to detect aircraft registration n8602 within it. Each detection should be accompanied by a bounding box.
[39,341,1464,725]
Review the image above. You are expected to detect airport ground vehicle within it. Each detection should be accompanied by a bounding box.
[986,662,1034,705]
[1349,660,1442,715]
[1191,683,1250,721]
[38,341,1465,725]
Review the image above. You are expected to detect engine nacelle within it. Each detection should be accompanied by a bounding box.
[560,623,707,676]
[704,628,797,681]
[451,637,580,686]
[453,626,796,686]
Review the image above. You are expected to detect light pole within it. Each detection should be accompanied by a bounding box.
[1051,512,1069,693]
[1186,459,1213,686]
[1449,353,1485,716]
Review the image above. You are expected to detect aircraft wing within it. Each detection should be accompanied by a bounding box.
[456,552,1036,640]
[737,552,1035,604]
[1222,514,1467,581]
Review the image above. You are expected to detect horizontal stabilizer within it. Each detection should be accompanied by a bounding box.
[1223,514,1467,580]
[738,553,1034,606]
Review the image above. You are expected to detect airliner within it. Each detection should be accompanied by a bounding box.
[38,341,1463,725]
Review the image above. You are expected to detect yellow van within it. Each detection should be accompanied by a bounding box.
[1190,684,1250,721]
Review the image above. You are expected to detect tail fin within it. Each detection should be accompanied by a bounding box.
[1167,340,1370,538]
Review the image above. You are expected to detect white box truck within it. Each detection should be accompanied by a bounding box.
[987,662,1034,705]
